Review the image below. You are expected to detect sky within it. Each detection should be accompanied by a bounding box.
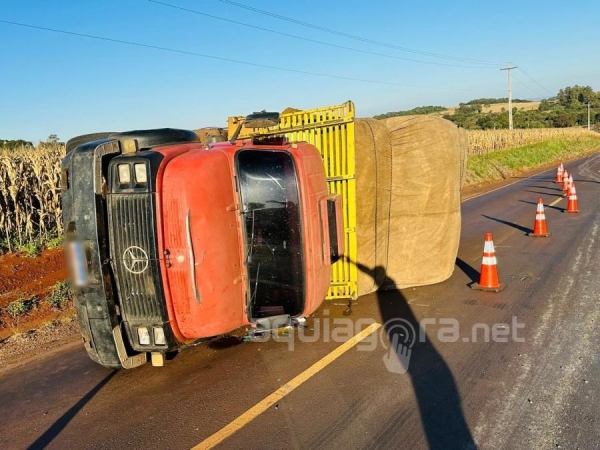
[1,0,599,143]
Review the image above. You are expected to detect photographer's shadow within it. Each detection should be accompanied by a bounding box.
[356,262,476,450]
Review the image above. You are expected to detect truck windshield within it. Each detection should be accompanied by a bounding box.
[236,149,304,319]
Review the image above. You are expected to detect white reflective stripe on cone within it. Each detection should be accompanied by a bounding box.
[482,256,497,265]
[484,241,495,253]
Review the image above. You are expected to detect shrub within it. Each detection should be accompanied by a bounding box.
[46,281,73,310]
[46,235,64,250]
[6,295,38,318]
[16,240,42,258]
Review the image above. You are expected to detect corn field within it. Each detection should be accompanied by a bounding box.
[467,127,597,155]
[1,127,598,253]
[0,144,64,251]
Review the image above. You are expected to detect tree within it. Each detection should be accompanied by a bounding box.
[46,134,60,144]
[0,139,34,149]
[538,99,556,111]
[552,112,578,128]
[556,85,596,108]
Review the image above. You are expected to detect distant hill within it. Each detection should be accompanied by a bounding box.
[373,106,447,120]
[432,101,542,117]
[374,86,599,130]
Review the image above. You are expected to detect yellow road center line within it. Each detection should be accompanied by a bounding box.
[549,197,563,207]
[192,322,382,450]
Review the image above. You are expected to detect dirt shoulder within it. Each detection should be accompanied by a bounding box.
[0,317,81,375]
[0,248,78,372]
[0,248,71,336]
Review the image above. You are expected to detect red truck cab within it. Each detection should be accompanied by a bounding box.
[61,121,343,369]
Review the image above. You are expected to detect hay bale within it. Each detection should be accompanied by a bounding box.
[380,115,465,289]
[282,107,302,114]
[352,116,465,294]
[354,119,392,295]
[195,127,227,145]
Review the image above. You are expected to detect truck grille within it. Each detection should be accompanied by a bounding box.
[107,193,166,322]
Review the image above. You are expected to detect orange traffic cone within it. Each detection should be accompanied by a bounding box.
[563,174,574,197]
[569,174,574,189]
[471,233,505,292]
[566,185,579,213]
[530,198,551,237]
[555,164,563,183]
[562,170,569,191]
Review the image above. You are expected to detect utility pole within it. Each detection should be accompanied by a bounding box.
[500,63,517,130]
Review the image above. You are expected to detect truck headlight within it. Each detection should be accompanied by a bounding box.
[153,327,166,346]
[118,164,131,184]
[137,327,150,345]
[134,163,147,184]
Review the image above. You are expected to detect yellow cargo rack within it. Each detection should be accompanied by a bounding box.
[227,101,358,300]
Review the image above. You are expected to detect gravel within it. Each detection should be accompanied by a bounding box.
[0,317,81,374]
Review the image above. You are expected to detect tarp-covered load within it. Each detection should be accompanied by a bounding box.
[353,116,466,293]
[353,118,392,294]
[195,127,227,146]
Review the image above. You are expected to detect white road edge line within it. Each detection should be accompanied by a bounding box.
[462,165,564,203]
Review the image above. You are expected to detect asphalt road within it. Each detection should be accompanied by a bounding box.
[1,154,600,450]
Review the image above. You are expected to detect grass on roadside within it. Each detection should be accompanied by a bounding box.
[465,135,600,185]
[1,281,72,325]
[46,281,73,310]
[15,240,43,258]
[45,235,64,250]
[1,233,64,257]
[6,295,39,318]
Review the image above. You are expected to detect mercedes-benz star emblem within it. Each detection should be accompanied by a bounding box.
[123,246,149,274]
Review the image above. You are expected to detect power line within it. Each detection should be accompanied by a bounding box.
[512,73,546,99]
[217,0,505,67]
[149,0,496,69]
[517,66,554,96]
[0,19,487,92]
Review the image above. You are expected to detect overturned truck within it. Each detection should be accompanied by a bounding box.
[62,122,343,369]
[62,101,466,369]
